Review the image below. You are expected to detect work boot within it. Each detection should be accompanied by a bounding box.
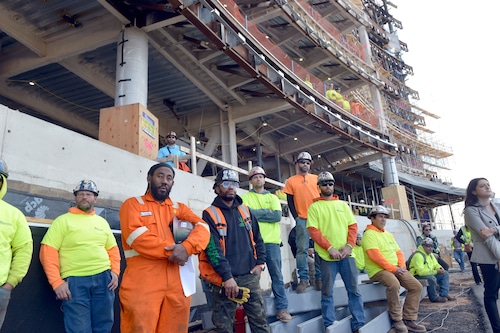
[403,319,426,332]
[392,320,408,333]
[445,295,456,301]
[430,296,447,303]
[315,279,322,291]
[296,280,309,293]
[276,309,292,322]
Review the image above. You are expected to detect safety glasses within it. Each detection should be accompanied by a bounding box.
[219,181,240,189]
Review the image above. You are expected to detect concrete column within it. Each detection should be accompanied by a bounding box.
[382,155,399,186]
[220,111,230,164]
[115,27,149,107]
[227,107,238,167]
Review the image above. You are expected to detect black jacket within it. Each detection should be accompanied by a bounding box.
[202,195,266,282]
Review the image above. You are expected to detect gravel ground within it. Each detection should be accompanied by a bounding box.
[414,267,488,333]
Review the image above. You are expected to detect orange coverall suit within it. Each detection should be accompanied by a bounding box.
[119,191,210,333]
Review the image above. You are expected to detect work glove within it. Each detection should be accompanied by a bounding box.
[218,284,251,304]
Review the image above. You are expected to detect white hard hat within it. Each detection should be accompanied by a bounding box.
[249,166,266,180]
[317,171,334,184]
[296,152,312,162]
[368,205,389,217]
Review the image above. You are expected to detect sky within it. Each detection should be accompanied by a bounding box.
[394,1,500,193]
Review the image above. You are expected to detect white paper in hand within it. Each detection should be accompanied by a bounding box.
[180,255,196,297]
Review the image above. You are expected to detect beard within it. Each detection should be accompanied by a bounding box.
[219,191,236,202]
[320,188,333,196]
[150,183,172,201]
[76,201,92,213]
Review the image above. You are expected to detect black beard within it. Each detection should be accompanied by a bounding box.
[219,192,235,202]
[150,185,171,201]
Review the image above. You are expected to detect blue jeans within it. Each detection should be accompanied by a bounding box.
[0,287,11,329]
[295,217,309,281]
[453,250,465,271]
[479,264,500,333]
[319,256,366,330]
[265,243,288,311]
[62,270,115,333]
[314,252,322,281]
[417,272,450,301]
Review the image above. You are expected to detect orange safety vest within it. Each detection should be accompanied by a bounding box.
[199,205,256,286]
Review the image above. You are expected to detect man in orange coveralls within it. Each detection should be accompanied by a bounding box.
[119,162,210,333]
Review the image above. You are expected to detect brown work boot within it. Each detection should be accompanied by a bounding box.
[446,295,456,301]
[315,279,322,291]
[403,319,426,332]
[296,280,309,293]
[392,320,408,333]
[430,296,447,303]
[276,309,292,322]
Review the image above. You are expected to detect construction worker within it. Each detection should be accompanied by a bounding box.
[353,233,365,273]
[284,152,321,293]
[408,238,454,303]
[0,158,33,329]
[242,166,291,322]
[417,224,449,270]
[325,84,342,104]
[307,171,366,332]
[40,179,120,333]
[351,99,362,118]
[200,169,269,333]
[363,205,426,333]
[156,131,190,171]
[456,225,482,284]
[451,230,465,271]
[119,163,210,333]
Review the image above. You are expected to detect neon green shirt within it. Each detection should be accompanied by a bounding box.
[41,210,117,278]
[307,198,356,261]
[326,89,342,102]
[362,227,400,278]
[409,245,441,276]
[0,176,33,287]
[241,190,282,244]
[352,245,365,270]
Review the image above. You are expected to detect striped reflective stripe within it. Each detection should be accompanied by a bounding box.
[126,226,148,246]
[207,206,222,225]
[196,221,210,232]
[135,196,144,204]
[124,249,140,258]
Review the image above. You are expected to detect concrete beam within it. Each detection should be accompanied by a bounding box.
[0,4,46,57]
[0,82,98,137]
[0,14,122,79]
